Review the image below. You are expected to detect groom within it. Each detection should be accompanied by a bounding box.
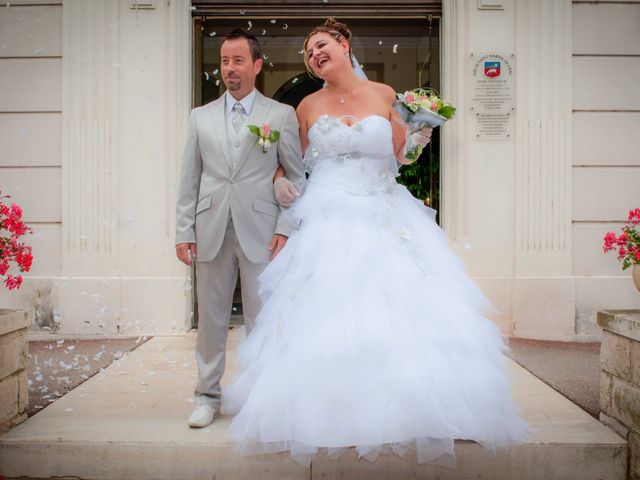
[175,29,305,428]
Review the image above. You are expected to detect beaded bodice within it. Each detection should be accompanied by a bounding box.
[304,115,398,195]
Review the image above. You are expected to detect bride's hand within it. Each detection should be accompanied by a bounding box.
[411,126,433,147]
[274,177,300,207]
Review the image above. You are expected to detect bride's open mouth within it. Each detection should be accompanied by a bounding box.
[317,56,330,69]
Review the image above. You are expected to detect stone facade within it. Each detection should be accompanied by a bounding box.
[599,310,640,479]
[0,309,29,434]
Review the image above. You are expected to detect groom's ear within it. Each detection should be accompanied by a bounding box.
[253,58,263,76]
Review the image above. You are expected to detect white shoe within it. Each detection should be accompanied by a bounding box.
[188,404,217,428]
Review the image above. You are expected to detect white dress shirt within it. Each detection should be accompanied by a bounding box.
[225,88,257,124]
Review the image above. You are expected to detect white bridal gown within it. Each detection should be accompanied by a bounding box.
[223,114,529,467]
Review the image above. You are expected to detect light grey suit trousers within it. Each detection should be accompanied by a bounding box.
[175,91,305,408]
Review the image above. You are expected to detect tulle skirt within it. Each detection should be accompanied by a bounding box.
[223,179,529,467]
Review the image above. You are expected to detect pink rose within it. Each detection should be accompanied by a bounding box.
[404,93,415,104]
[430,101,439,112]
[261,124,271,137]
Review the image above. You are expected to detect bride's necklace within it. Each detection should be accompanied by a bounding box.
[327,78,359,104]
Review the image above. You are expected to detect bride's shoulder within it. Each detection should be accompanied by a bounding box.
[363,80,396,101]
[296,90,326,128]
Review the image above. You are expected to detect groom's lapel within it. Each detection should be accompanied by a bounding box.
[233,91,273,176]
[208,96,232,166]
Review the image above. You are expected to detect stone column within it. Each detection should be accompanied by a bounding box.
[55,0,192,336]
[598,309,640,479]
[0,309,29,433]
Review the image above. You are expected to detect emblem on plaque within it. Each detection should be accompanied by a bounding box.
[484,61,501,78]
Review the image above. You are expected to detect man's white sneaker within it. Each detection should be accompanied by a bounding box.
[188,404,217,428]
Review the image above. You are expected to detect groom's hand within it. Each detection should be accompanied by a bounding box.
[268,234,288,261]
[176,243,197,266]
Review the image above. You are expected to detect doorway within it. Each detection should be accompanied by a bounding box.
[191,12,441,327]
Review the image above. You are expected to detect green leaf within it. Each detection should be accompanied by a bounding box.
[439,105,456,120]
[247,125,260,136]
[269,131,280,142]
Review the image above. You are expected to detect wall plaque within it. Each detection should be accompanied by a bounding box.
[470,53,515,140]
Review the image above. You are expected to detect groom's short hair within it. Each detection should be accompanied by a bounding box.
[223,29,262,63]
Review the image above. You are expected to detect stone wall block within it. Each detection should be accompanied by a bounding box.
[600,411,630,440]
[17,368,28,413]
[601,331,632,381]
[0,374,19,434]
[632,341,640,387]
[0,329,26,380]
[631,431,640,480]
[600,371,613,416]
[612,376,640,433]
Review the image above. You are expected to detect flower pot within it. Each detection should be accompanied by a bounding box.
[633,264,640,293]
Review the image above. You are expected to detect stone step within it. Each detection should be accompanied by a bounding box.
[0,331,627,480]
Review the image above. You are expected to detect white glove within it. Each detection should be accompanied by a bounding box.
[403,126,433,163]
[274,177,300,207]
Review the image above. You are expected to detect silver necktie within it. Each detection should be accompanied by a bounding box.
[231,102,245,133]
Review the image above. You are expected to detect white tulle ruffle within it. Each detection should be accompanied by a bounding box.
[223,176,529,467]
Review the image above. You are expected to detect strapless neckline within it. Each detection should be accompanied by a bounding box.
[308,114,391,136]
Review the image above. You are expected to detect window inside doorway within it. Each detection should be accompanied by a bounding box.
[194,16,442,214]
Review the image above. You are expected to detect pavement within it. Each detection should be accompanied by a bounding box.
[26,332,602,420]
[509,338,601,417]
[27,337,150,417]
[0,329,625,480]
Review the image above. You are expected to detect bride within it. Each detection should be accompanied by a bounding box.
[223,18,529,467]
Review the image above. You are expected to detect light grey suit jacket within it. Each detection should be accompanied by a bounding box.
[175,91,305,264]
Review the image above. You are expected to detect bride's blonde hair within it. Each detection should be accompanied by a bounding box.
[303,18,353,77]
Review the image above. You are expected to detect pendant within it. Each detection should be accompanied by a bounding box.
[339,97,345,104]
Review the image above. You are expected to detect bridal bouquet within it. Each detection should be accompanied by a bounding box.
[0,191,33,290]
[394,88,456,162]
[603,208,640,270]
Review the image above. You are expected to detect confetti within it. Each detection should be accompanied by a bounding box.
[282,23,288,30]
[213,68,218,75]
[393,44,398,54]
[215,79,220,86]
[270,19,276,24]
[378,40,383,45]
[292,77,299,84]
[239,9,245,14]
[262,54,268,60]
[247,21,252,30]
[204,72,209,80]
[298,49,304,54]
[261,29,266,35]
[208,31,216,37]
[65,408,74,413]
[269,62,274,67]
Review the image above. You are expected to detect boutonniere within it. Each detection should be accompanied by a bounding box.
[248,124,280,153]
